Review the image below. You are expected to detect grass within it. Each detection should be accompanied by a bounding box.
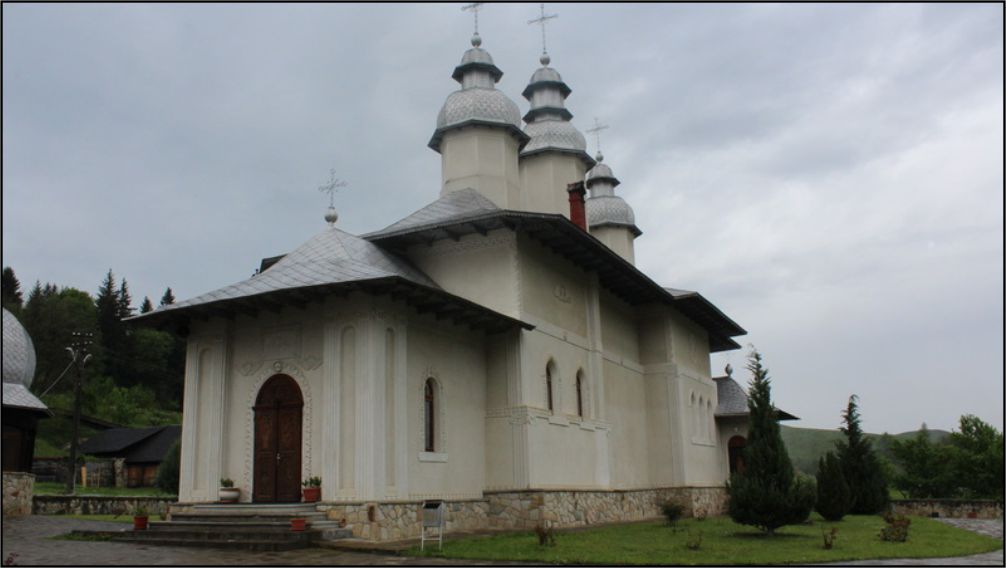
[34,481,176,498]
[407,515,1002,565]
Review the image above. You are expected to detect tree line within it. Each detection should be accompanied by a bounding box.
[2,265,184,427]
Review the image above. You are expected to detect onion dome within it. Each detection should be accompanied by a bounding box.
[3,308,37,388]
[519,54,594,166]
[429,35,529,153]
[585,152,642,236]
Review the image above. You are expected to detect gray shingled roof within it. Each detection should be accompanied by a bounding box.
[134,226,438,317]
[713,375,798,421]
[365,188,500,238]
[79,425,181,464]
[2,383,50,413]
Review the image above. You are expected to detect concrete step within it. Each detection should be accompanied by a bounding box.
[149,520,344,531]
[186,503,318,514]
[170,512,328,523]
[112,535,309,552]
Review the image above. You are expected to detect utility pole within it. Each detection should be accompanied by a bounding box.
[65,332,93,495]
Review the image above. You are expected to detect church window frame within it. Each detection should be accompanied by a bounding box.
[418,375,448,462]
[545,360,558,414]
[575,369,585,418]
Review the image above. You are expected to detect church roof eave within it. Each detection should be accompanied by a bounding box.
[365,207,745,348]
[712,375,799,420]
[127,277,533,336]
[518,146,596,168]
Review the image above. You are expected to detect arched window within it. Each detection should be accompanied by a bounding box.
[545,362,555,413]
[575,370,585,418]
[706,400,713,441]
[728,436,747,474]
[424,378,435,452]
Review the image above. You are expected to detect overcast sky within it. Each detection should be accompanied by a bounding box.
[3,3,1003,434]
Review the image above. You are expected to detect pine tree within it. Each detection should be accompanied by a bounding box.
[117,278,134,319]
[96,269,127,384]
[2,266,24,314]
[727,349,816,534]
[140,296,154,314]
[815,451,852,521]
[835,395,889,514]
[159,287,176,307]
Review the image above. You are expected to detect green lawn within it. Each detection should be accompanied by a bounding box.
[408,515,1002,565]
[34,481,176,498]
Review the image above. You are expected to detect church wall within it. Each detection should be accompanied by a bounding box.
[406,229,520,320]
[441,128,522,209]
[599,289,640,363]
[404,318,487,500]
[517,233,589,338]
[589,226,635,265]
[603,359,651,489]
[519,152,588,218]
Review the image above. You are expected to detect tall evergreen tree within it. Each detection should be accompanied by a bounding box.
[727,349,816,534]
[815,451,852,521]
[159,287,175,307]
[96,269,127,384]
[835,395,889,514]
[140,296,154,314]
[2,266,24,314]
[117,278,134,319]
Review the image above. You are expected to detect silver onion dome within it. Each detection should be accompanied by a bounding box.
[430,35,528,153]
[520,57,592,166]
[3,308,37,388]
[585,154,641,236]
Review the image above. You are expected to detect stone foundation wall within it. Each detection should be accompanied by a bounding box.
[318,486,728,541]
[3,472,35,517]
[33,495,175,517]
[891,499,1004,520]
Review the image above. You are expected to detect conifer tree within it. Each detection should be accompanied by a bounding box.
[140,296,154,314]
[159,287,175,307]
[815,451,852,521]
[2,266,24,314]
[117,278,134,319]
[835,395,889,514]
[727,349,816,534]
[96,269,127,384]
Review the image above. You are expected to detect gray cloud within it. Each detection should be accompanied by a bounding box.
[3,3,1002,433]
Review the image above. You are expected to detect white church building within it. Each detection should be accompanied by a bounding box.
[134,22,758,540]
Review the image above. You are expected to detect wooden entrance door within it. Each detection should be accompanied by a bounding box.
[253,374,303,502]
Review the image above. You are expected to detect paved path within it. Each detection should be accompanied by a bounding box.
[820,518,1004,566]
[0,516,489,566]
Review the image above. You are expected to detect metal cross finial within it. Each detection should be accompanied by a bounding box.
[462,3,484,35]
[585,117,610,153]
[318,168,348,208]
[527,3,558,56]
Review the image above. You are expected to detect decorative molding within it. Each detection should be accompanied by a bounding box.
[242,361,314,499]
[418,371,448,456]
[238,360,262,377]
[302,355,322,371]
[552,284,572,304]
[418,452,448,463]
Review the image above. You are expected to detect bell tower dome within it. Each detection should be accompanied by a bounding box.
[430,33,529,209]
[585,151,641,264]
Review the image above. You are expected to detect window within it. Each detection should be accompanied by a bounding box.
[545,363,554,412]
[424,378,435,452]
[575,371,585,417]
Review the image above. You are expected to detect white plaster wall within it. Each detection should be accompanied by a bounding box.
[405,319,487,500]
[406,229,520,320]
[519,152,588,217]
[518,234,589,338]
[589,226,635,265]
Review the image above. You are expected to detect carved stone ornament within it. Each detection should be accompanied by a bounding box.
[272,360,284,373]
[239,360,263,377]
[553,284,572,304]
[301,355,322,371]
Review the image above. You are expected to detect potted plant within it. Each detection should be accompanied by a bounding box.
[301,476,322,503]
[290,517,307,531]
[131,504,150,531]
[218,478,240,503]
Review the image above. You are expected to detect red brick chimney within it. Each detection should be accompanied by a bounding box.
[567,181,587,231]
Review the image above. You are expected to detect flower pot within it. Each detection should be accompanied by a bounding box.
[302,487,321,503]
[219,487,241,503]
[133,515,149,531]
[290,518,307,532]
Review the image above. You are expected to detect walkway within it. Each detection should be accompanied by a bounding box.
[823,519,1004,566]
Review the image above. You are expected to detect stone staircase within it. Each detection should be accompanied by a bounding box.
[109,503,352,551]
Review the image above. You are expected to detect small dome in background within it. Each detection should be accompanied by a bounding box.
[3,308,37,388]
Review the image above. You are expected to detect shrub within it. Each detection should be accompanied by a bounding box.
[534,523,556,547]
[155,439,180,494]
[879,512,911,542]
[661,502,685,527]
[685,530,703,550]
[219,478,234,488]
[816,451,852,521]
[727,349,816,534]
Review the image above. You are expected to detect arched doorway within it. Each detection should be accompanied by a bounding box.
[728,435,747,475]
[253,374,303,502]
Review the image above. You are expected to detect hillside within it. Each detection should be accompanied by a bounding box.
[781,424,950,475]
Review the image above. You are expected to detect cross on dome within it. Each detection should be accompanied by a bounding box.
[585,118,609,160]
[318,168,348,225]
[462,3,484,43]
[527,3,558,64]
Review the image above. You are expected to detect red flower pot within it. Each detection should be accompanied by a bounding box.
[133,516,149,531]
[302,487,321,503]
[290,518,307,532]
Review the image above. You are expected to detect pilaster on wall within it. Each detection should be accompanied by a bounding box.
[585,274,610,488]
[178,322,229,502]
